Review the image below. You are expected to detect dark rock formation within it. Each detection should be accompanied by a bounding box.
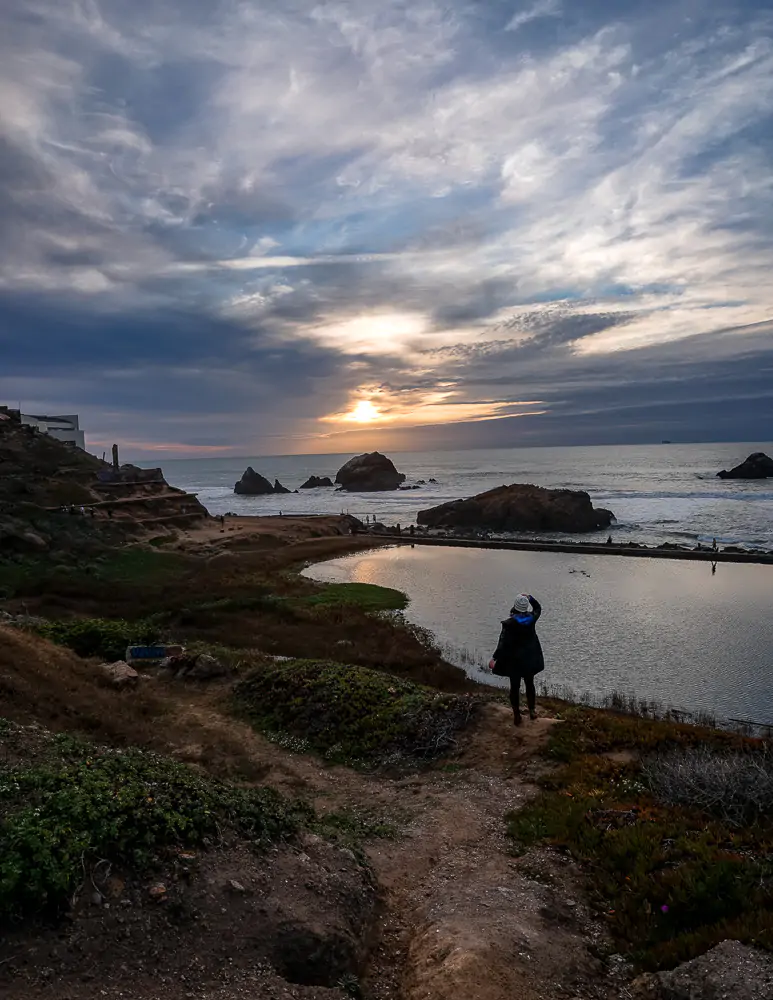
[273,479,291,494]
[334,452,406,492]
[300,476,334,489]
[631,939,773,999]
[417,484,615,533]
[233,468,276,495]
[717,452,773,479]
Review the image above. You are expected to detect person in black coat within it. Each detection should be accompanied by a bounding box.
[489,593,544,726]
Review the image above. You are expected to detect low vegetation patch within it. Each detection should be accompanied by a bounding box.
[297,582,408,612]
[233,659,476,765]
[643,745,773,828]
[0,548,191,601]
[32,616,162,661]
[507,706,773,970]
[0,723,311,923]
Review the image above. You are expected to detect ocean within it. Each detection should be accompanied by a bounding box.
[154,442,773,549]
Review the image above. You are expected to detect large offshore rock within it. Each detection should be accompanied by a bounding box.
[334,452,406,492]
[234,467,277,495]
[417,484,615,533]
[717,452,773,479]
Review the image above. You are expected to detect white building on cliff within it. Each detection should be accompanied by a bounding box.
[20,413,86,450]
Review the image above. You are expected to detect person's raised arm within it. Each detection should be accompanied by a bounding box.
[529,596,542,622]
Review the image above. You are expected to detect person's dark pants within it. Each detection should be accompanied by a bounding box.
[509,673,536,717]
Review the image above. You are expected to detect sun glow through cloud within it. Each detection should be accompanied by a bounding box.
[348,399,382,422]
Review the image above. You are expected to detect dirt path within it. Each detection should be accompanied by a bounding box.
[172,695,617,1000]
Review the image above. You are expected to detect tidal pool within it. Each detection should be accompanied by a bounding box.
[303,545,773,725]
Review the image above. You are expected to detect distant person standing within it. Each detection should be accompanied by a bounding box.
[489,594,544,726]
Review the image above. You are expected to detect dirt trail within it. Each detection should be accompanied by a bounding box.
[173,695,617,1000]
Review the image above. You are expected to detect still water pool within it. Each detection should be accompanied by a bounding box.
[303,545,773,725]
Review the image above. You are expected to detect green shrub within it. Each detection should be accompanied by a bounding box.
[506,706,773,969]
[298,583,408,612]
[233,659,475,764]
[33,617,161,661]
[0,742,310,921]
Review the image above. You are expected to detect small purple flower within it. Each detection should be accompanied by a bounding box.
[660,905,669,913]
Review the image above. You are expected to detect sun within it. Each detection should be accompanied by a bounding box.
[349,400,381,423]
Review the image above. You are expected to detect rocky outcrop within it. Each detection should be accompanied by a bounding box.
[99,661,139,689]
[631,940,773,999]
[417,484,615,533]
[300,476,334,489]
[334,452,406,492]
[717,452,773,479]
[160,651,231,681]
[233,469,293,495]
[234,468,279,495]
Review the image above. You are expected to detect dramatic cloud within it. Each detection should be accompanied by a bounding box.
[0,0,771,455]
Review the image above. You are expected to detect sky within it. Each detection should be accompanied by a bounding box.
[0,0,772,458]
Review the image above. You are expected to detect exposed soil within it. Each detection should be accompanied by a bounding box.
[0,674,620,1000]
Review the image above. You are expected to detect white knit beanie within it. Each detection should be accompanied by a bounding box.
[513,594,531,614]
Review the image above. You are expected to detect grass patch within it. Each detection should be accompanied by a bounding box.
[297,582,408,612]
[233,659,476,765]
[506,705,773,970]
[32,616,163,661]
[0,548,190,601]
[0,725,311,923]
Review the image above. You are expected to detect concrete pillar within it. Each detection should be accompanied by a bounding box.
[112,444,119,470]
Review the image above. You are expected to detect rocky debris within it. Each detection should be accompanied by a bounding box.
[159,651,230,680]
[0,519,50,553]
[300,476,334,489]
[631,940,773,999]
[273,479,292,494]
[417,483,615,533]
[334,452,406,492]
[99,661,139,689]
[0,836,375,999]
[0,611,47,628]
[717,451,773,479]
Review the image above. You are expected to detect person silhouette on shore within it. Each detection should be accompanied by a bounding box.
[489,594,544,726]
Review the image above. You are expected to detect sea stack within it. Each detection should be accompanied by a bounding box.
[717,452,773,479]
[417,484,615,533]
[334,452,406,492]
[300,476,334,489]
[234,468,278,495]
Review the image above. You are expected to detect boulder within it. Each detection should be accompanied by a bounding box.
[186,652,229,680]
[234,468,277,495]
[717,452,773,479]
[100,661,139,689]
[273,479,291,494]
[334,452,406,492]
[300,476,334,489]
[417,484,615,533]
[631,940,773,999]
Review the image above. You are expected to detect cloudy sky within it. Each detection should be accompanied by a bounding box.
[1,0,772,457]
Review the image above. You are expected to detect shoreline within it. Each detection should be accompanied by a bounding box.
[362,531,773,565]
